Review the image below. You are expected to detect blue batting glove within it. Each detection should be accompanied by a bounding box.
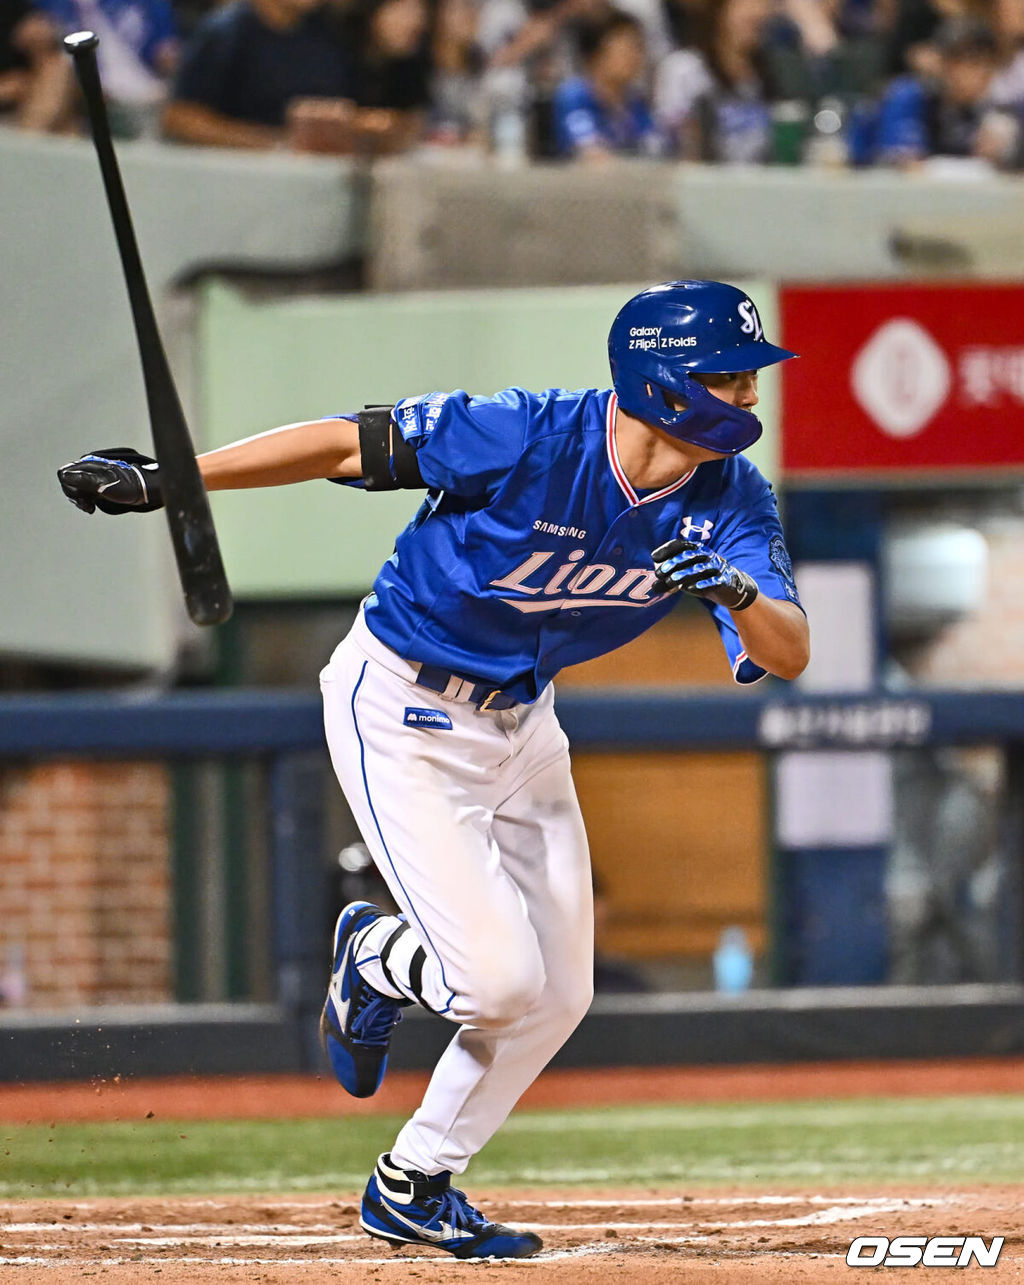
[651,538,759,610]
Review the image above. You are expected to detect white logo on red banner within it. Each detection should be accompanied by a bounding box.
[850,318,951,438]
[959,346,1024,406]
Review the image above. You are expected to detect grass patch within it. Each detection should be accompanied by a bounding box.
[2,1095,1023,1199]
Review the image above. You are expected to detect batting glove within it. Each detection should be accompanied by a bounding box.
[57,448,163,515]
[651,538,759,610]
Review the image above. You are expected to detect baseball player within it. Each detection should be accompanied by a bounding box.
[58,280,809,1260]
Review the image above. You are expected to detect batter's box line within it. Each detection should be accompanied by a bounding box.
[505,1194,966,1209]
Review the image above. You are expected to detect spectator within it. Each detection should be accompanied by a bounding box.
[338,0,431,146]
[163,0,355,148]
[431,0,486,140]
[654,0,778,161]
[37,0,181,135]
[874,18,1024,167]
[477,0,667,156]
[885,0,990,77]
[990,0,1024,105]
[481,0,668,86]
[0,1,75,131]
[552,10,663,157]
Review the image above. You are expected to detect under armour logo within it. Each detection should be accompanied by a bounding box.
[680,516,714,541]
[737,300,763,341]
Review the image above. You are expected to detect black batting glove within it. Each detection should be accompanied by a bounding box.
[57,448,163,515]
[651,538,759,610]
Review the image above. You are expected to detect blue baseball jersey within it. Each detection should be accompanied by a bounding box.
[552,76,664,158]
[346,387,801,705]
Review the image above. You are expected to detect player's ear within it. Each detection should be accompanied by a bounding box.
[661,388,689,413]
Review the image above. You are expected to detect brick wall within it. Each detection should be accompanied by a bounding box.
[0,761,172,1010]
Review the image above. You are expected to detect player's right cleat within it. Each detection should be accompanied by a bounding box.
[320,901,404,1098]
[360,1153,544,1259]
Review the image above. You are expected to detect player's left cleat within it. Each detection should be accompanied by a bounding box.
[360,1153,543,1259]
[320,901,405,1098]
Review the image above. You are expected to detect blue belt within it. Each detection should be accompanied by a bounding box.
[415,664,518,711]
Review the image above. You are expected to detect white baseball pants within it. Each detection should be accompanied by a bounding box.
[319,610,594,1175]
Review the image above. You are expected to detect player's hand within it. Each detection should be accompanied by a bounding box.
[651,538,759,610]
[57,448,164,515]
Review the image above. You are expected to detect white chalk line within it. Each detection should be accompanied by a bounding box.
[3,1223,347,1236]
[0,1193,980,1270]
[0,1251,634,1268]
[4,1209,907,1249]
[1,1193,959,1220]
[515,1194,952,1209]
[0,1197,947,1238]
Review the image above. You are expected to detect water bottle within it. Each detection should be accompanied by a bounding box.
[491,107,528,168]
[713,926,753,993]
[804,96,848,168]
[771,100,809,165]
[486,67,529,168]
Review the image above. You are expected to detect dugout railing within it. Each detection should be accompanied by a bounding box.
[1,687,1023,1081]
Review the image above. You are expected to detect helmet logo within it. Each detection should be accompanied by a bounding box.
[628,326,697,352]
[738,300,764,341]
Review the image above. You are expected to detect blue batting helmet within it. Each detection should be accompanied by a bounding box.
[608,281,797,454]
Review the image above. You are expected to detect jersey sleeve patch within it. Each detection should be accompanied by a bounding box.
[769,534,800,603]
[394,393,450,444]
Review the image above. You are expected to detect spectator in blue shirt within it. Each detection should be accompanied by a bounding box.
[29,0,177,134]
[552,11,663,158]
[37,0,179,133]
[874,18,1024,169]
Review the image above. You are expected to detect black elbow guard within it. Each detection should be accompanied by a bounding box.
[358,406,424,491]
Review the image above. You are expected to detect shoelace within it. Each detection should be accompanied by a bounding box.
[427,1187,488,1232]
[351,993,403,1046]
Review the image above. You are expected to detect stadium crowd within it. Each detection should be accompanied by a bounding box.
[2,0,1023,165]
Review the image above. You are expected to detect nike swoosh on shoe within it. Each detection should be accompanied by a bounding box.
[380,1203,476,1243]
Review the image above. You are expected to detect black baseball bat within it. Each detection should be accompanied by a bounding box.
[64,30,232,626]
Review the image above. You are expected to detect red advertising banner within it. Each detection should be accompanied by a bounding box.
[780,284,1024,479]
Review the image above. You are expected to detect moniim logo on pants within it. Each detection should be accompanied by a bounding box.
[403,707,453,731]
[846,1235,1005,1267]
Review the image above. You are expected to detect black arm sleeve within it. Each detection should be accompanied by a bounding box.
[358,406,425,491]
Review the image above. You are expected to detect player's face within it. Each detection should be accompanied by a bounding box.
[690,370,759,410]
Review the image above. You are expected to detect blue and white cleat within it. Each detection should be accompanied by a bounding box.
[320,901,405,1098]
[360,1153,543,1259]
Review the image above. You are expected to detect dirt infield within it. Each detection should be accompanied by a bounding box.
[2,1188,1021,1282]
[3,1056,1024,1125]
[2,1060,1022,1280]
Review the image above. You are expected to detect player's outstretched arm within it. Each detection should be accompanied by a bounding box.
[198,418,361,490]
[58,419,362,514]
